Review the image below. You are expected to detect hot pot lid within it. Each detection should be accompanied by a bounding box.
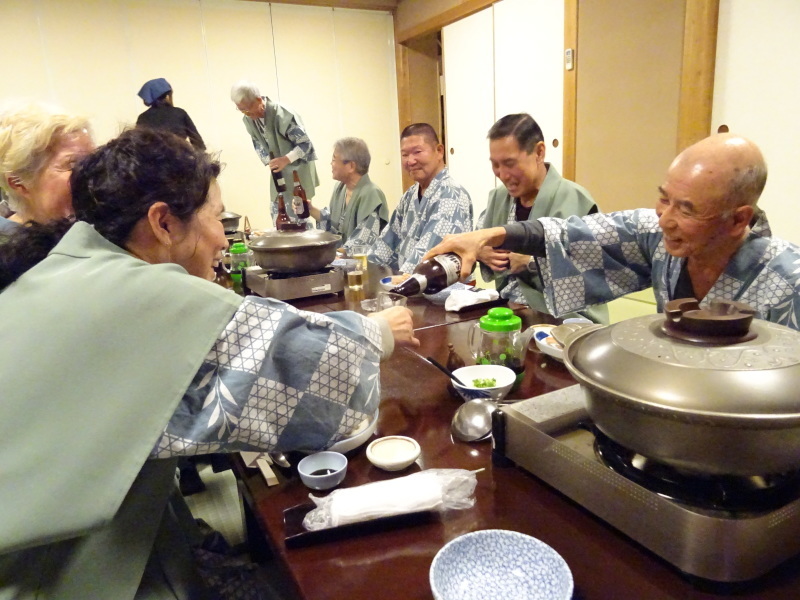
[564,302,800,419]
[248,230,340,251]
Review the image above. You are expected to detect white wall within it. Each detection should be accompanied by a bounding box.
[0,0,401,230]
[713,0,800,245]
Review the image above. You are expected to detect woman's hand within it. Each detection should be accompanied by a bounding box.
[376,306,419,348]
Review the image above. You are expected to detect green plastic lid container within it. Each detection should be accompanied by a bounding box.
[230,242,249,254]
[478,307,522,332]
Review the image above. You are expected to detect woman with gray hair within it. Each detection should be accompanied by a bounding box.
[308,137,389,251]
[0,102,93,233]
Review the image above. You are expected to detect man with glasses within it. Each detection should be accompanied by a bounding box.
[308,137,389,252]
[424,134,800,330]
[231,80,318,227]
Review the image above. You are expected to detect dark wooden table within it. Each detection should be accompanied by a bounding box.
[236,291,800,600]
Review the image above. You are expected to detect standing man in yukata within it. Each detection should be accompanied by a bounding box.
[477,113,607,323]
[368,123,473,273]
[423,133,800,331]
[231,79,318,227]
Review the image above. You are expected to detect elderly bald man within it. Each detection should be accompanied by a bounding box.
[423,134,800,329]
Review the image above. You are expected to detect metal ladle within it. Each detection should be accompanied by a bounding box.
[451,399,497,442]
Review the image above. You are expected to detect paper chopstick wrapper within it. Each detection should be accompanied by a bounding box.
[240,452,279,486]
[302,468,478,531]
[445,289,499,312]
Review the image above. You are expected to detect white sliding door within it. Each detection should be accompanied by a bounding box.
[494,0,565,171]
[442,7,496,224]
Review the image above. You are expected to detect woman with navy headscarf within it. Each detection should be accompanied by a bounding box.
[136,77,205,150]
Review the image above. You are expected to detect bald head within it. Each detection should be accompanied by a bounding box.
[670,134,767,210]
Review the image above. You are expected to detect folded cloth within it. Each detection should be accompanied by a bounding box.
[302,469,477,531]
[444,288,500,312]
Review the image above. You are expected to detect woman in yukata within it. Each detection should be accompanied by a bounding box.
[0,127,418,599]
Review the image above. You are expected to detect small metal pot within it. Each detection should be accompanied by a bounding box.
[563,299,800,476]
[220,211,241,233]
[248,230,341,273]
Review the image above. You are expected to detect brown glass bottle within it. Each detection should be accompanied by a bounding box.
[390,253,462,296]
[446,343,466,372]
[275,193,292,231]
[291,171,310,219]
[213,263,234,290]
[269,152,288,193]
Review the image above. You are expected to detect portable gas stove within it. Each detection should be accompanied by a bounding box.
[245,266,344,301]
[493,385,800,583]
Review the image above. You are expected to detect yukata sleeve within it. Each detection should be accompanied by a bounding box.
[396,184,473,273]
[317,206,333,232]
[150,297,385,457]
[342,210,383,252]
[368,203,405,270]
[282,119,317,162]
[538,209,661,316]
[252,137,271,167]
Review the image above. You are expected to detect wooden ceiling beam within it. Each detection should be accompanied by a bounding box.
[239,0,399,12]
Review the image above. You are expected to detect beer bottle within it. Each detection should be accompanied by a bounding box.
[276,193,292,231]
[446,343,466,372]
[213,263,234,291]
[390,253,462,296]
[269,152,288,193]
[292,171,310,219]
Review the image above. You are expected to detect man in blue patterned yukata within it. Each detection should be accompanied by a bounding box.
[231,79,318,227]
[423,133,800,331]
[368,123,473,273]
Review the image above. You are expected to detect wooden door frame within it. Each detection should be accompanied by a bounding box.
[562,0,720,180]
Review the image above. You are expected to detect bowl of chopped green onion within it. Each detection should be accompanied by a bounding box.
[451,365,517,403]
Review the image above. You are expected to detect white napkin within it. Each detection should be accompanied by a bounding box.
[302,469,477,531]
[445,288,499,312]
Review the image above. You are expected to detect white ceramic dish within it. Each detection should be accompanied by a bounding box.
[430,529,573,600]
[451,365,516,403]
[366,435,421,471]
[328,410,379,454]
[532,325,564,361]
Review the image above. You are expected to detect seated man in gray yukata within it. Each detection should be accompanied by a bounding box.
[423,133,800,331]
[476,113,607,323]
[368,123,473,273]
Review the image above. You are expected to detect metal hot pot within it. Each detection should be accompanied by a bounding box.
[247,230,341,273]
[563,298,800,476]
[220,211,242,233]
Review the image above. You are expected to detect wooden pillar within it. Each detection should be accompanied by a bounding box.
[677,0,720,152]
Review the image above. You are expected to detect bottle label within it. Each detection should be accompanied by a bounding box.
[291,195,308,218]
[434,254,461,286]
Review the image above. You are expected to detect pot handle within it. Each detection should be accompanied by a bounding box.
[663,298,757,341]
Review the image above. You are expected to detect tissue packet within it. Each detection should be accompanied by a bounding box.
[302,468,477,531]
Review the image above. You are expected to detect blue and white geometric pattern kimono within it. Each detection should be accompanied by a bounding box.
[368,167,473,273]
[151,296,384,457]
[536,208,800,330]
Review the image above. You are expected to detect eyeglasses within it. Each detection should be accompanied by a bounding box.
[236,100,262,114]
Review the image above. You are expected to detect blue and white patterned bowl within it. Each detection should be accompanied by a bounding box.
[430,529,573,600]
[452,365,516,403]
